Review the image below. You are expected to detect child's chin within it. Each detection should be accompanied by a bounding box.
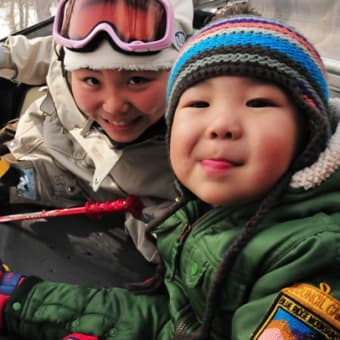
[107,131,141,144]
[104,121,145,143]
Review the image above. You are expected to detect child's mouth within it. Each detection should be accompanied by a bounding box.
[106,117,141,130]
[111,120,132,127]
[202,159,234,171]
[200,158,241,176]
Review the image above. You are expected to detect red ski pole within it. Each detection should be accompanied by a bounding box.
[0,195,143,223]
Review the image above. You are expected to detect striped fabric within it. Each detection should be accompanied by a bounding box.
[165,15,332,172]
[167,16,328,105]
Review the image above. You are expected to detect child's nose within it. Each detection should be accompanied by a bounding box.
[102,93,129,115]
[208,116,242,140]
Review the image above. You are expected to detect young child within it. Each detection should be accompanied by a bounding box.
[0,14,339,340]
[0,0,193,262]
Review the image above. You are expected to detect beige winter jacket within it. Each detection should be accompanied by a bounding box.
[0,35,176,262]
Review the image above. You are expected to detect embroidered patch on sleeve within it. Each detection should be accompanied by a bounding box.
[16,168,37,201]
[252,282,340,339]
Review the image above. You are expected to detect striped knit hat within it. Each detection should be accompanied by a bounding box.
[166,15,332,171]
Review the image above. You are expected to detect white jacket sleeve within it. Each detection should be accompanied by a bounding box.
[125,200,173,263]
[0,35,53,84]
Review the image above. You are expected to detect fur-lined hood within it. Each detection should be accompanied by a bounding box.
[291,97,340,190]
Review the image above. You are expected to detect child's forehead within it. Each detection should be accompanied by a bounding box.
[178,75,295,106]
[185,75,281,90]
[119,68,169,75]
[73,67,167,76]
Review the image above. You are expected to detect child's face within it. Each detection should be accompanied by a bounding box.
[71,68,169,143]
[170,76,301,206]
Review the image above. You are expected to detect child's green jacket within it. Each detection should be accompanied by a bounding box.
[3,154,340,339]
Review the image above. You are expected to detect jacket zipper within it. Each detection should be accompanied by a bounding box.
[170,207,214,279]
[175,312,197,336]
[177,223,192,246]
[175,318,188,336]
[177,207,214,246]
[173,208,222,336]
[170,223,193,280]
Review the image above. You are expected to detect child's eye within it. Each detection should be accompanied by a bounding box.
[128,76,150,85]
[188,101,209,108]
[247,98,277,108]
[84,77,100,86]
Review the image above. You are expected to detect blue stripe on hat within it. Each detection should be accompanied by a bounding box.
[168,32,328,100]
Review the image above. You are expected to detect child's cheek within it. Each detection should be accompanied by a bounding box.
[72,90,97,117]
[252,139,294,185]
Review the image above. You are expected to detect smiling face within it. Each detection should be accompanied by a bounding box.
[71,68,168,143]
[170,76,301,206]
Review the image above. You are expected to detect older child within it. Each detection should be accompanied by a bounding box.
[0,0,193,262]
[0,14,339,340]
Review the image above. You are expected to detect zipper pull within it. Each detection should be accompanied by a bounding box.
[169,223,193,281]
[177,223,192,246]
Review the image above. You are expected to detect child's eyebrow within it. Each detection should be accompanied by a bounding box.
[81,68,101,74]
[245,77,272,86]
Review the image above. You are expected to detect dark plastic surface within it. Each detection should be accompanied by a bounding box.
[0,207,155,339]
[0,208,154,285]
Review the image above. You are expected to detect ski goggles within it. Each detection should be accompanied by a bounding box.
[53,0,174,53]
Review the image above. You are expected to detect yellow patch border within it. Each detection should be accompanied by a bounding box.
[283,283,339,326]
[0,159,10,178]
[253,283,340,339]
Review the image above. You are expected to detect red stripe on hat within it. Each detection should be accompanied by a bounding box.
[185,20,327,76]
